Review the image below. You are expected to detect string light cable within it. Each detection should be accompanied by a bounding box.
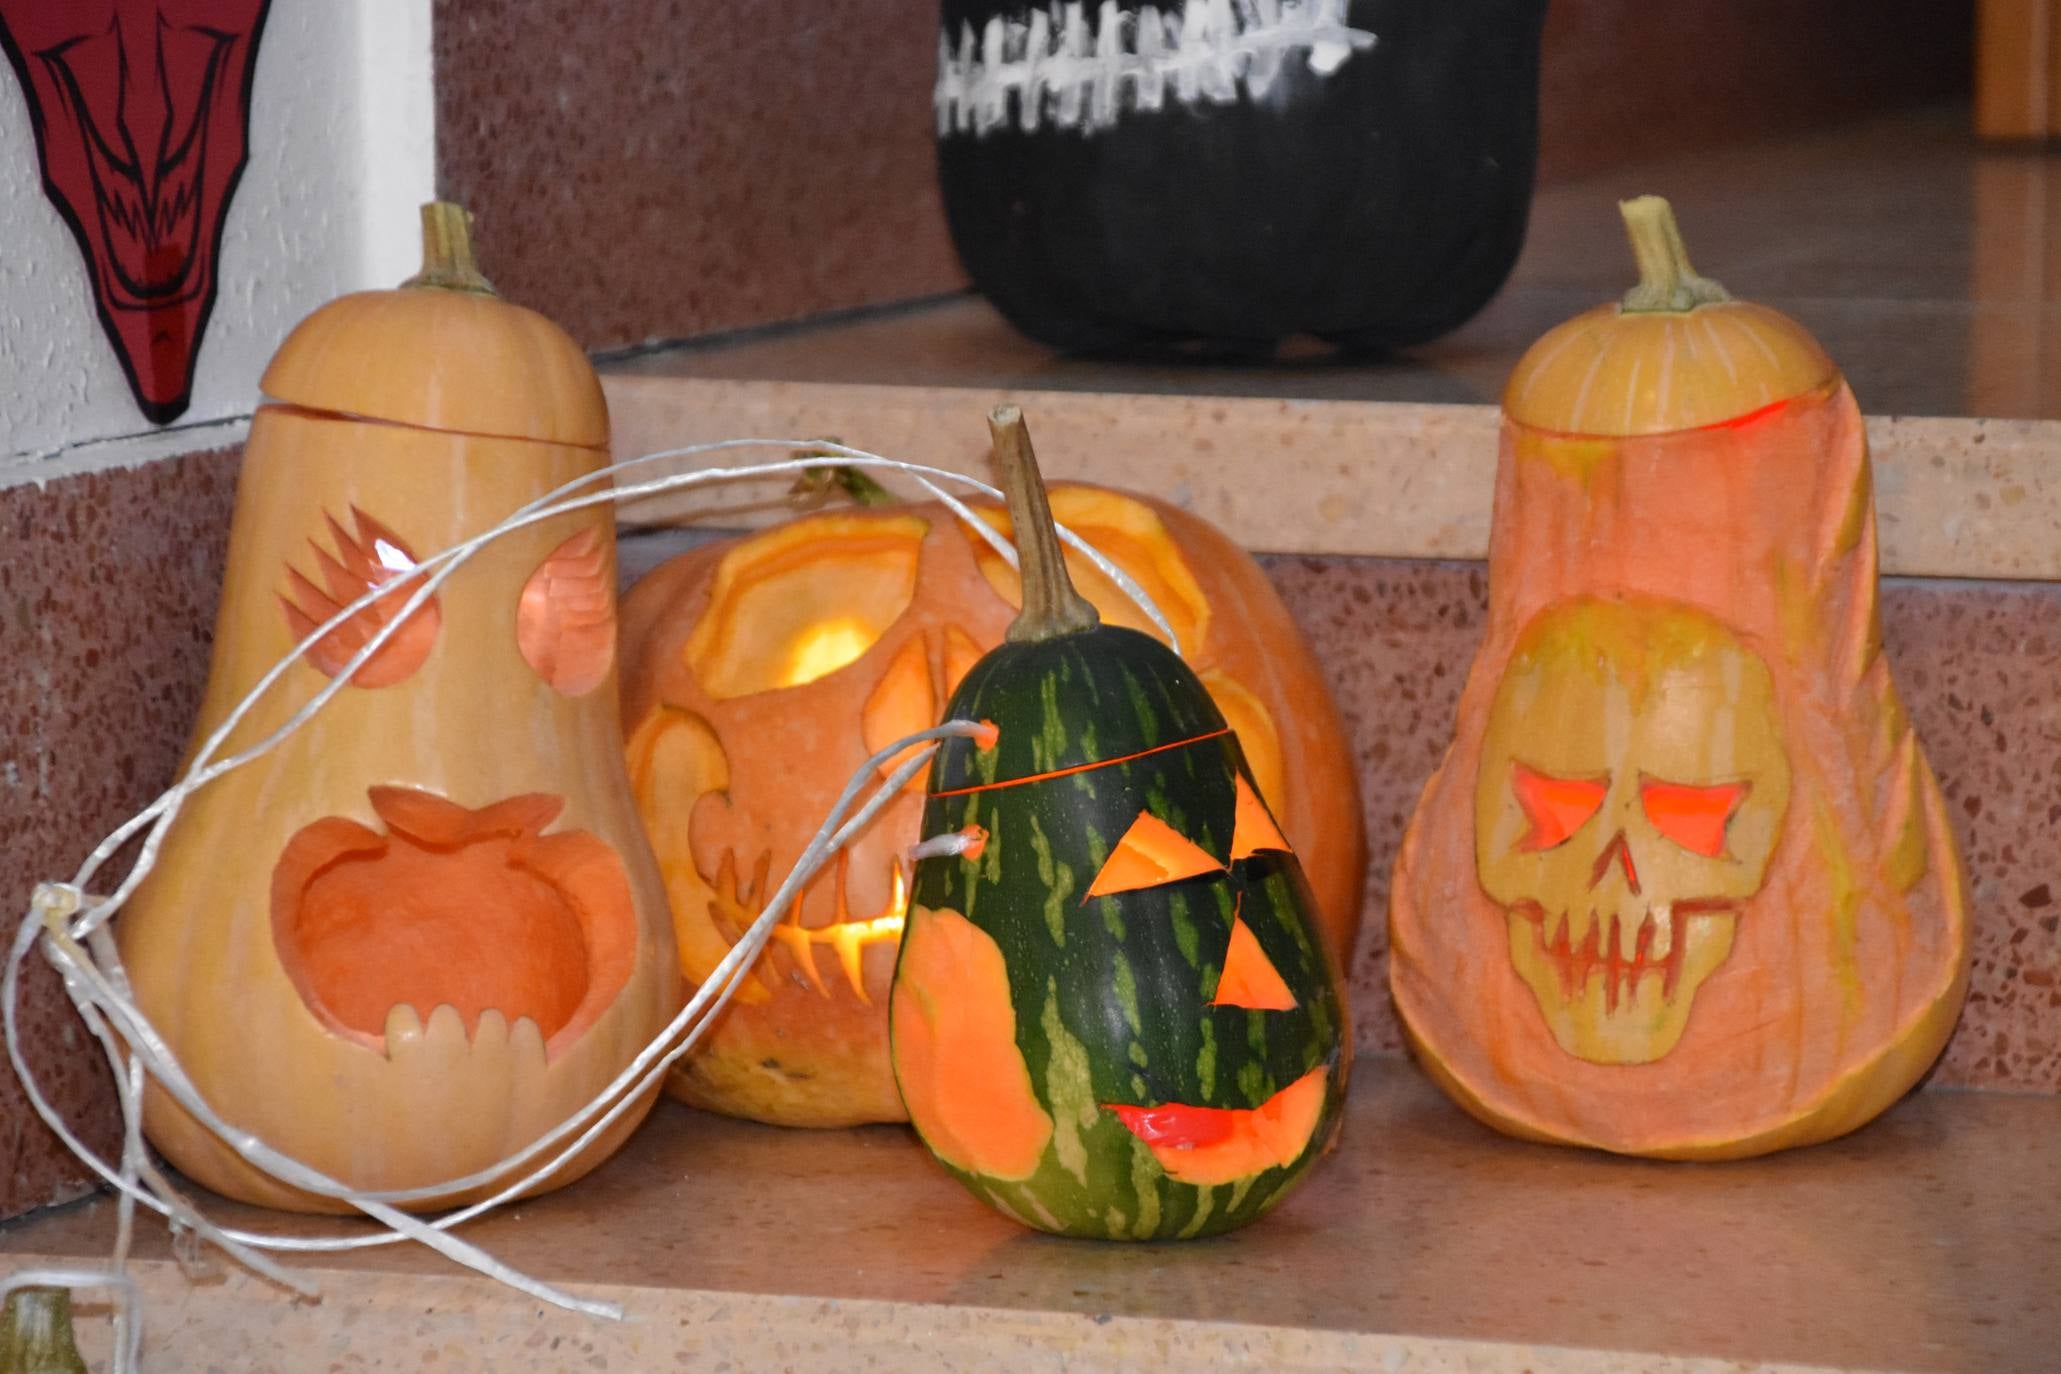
[4,437,1174,1369]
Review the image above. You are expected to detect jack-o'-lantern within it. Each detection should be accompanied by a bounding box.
[621,484,1362,1127]
[1391,197,1970,1158]
[117,204,679,1211]
[890,408,1348,1238]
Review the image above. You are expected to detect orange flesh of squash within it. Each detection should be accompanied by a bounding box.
[1086,811,1222,898]
[1107,1067,1328,1187]
[1229,775,1290,860]
[1211,916,1298,1011]
[892,906,1053,1180]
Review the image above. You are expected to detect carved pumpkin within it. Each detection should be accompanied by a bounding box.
[892,409,1347,1237]
[620,484,1363,1128]
[117,205,679,1211]
[1391,198,1971,1158]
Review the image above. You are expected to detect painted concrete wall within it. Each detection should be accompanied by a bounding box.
[0,1,435,481]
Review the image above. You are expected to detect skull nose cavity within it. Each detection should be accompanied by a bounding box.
[1589,832,1641,894]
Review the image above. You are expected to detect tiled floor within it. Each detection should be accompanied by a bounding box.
[609,103,2061,420]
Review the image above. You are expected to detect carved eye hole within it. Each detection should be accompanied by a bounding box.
[684,514,929,699]
[1085,811,1222,899]
[280,507,440,688]
[1639,777,1751,858]
[1511,762,1609,852]
[1211,904,1297,1011]
[519,527,616,696]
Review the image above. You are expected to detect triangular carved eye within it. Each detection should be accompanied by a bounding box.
[1640,777,1751,858]
[1511,762,1609,852]
[1085,811,1223,899]
[1211,910,1296,1011]
[1229,776,1289,861]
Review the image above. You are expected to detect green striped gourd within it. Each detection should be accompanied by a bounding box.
[888,407,1349,1240]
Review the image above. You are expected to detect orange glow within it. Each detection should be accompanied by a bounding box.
[768,857,910,1003]
[780,616,880,689]
[1640,778,1751,858]
[1511,762,1609,852]
[1085,811,1223,899]
[1229,776,1290,861]
[1211,913,1297,1011]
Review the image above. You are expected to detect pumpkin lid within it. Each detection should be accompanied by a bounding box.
[260,203,609,449]
[1502,196,1835,437]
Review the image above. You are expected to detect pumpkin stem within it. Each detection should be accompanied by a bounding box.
[402,201,497,295]
[0,1287,89,1374]
[1618,196,1731,314]
[989,405,1099,644]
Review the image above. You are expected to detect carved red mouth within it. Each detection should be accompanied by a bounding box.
[1511,898,1739,1009]
[1105,1066,1328,1187]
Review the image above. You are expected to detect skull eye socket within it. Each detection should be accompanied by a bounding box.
[1511,762,1609,852]
[1639,777,1751,858]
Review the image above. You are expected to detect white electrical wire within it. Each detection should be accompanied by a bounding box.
[4,437,1176,1371]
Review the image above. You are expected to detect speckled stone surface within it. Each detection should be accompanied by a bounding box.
[0,447,240,1220]
[4,1064,2057,1371]
[1262,556,2061,1094]
[431,0,964,353]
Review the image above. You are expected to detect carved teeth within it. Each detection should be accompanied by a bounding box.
[1648,903,1674,959]
[383,1002,425,1054]
[510,1014,546,1063]
[381,1002,549,1062]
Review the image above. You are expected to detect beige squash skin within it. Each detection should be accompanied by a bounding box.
[118,322,679,1213]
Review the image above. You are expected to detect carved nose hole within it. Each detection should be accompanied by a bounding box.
[1590,832,1641,895]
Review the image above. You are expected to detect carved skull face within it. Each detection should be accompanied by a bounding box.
[619,486,1320,1126]
[0,0,269,421]
[1474,597,1791,1064]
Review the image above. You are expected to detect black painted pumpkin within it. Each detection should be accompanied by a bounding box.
[934,0,1549,353]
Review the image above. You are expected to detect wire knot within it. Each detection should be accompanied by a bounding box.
[31,882,83,934]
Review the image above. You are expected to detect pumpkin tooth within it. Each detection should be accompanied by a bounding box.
[473,1006,510,1051]
[1648,902,1674,960]
[508,1015,547,1067]
[382,1003,425,1056]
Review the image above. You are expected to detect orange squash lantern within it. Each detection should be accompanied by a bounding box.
[117,205,680,1211]
[1391,197,1970,1158]
[620,484,1363,1127]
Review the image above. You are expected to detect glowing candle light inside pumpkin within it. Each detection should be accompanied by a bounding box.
[769,860,909,1003]
[779,616,882,689]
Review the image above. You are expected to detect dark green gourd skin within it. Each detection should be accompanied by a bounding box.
[902,624,1349,1239]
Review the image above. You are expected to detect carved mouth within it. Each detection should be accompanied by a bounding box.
[39,19,234,305]
[1512,898,1739,1010]
[1105,1066,1328,1187]
[707,848,908,1003]
[272,788,638,1061]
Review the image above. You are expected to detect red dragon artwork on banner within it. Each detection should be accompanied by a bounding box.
[1,0,271,424]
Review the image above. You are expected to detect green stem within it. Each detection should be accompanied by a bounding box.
[1618,195,1731,314]
[401,201,497,295]
[0,1287,89,1373]
[989,405,1099,644]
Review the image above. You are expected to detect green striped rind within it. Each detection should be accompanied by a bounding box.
[901,625,1348,1240]
[927,627,1226,793]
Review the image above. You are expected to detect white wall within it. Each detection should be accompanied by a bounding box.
[0,0,435,485]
